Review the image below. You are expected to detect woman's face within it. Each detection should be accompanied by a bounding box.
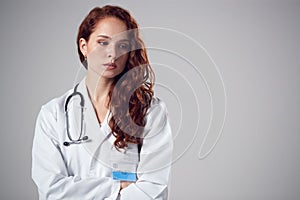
[80,17,130,79]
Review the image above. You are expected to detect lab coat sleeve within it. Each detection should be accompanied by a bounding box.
[32,106,120,200]
[119,99,173,200]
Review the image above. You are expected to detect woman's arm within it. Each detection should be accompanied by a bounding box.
[32,107,120,200]
[119,99,173,200]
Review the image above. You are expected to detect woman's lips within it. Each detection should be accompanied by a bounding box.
[103,63,116,70]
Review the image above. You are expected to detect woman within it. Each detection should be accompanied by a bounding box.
[32,5,173,200]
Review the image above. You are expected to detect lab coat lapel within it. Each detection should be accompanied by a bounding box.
[76,78,111,156]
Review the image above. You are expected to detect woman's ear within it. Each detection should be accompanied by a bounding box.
[79,38,88,57]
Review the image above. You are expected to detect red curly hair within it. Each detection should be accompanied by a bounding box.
[76,5,155,149]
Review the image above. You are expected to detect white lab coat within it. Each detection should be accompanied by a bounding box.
[32,78,173,200]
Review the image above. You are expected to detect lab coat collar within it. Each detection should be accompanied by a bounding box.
[75,77,114,155]
[77,78,111,131]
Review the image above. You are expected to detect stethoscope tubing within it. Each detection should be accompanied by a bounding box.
[64,83,88,146]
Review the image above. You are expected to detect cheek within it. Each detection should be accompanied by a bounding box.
[87,48,106,63]
[118,53,129,65]
[88,47,106,57]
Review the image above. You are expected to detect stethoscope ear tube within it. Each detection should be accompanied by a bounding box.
[64,84,84,113]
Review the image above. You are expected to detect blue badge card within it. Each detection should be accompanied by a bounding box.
[110,145,139,182]
[112,171,137,182]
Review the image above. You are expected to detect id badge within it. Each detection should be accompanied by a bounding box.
[110,145,139,182]
[111,163,137,182]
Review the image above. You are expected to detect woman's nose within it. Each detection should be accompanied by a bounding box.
[107,44,117,60]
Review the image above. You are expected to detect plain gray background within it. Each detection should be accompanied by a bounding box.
[1,0,300,199]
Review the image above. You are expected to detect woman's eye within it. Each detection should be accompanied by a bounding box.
[119,43,129,50]
[98,41,109,46]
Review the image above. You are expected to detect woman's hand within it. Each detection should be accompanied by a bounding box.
[120,181,133,190]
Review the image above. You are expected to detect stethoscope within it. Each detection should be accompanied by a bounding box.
[63,83,89,146]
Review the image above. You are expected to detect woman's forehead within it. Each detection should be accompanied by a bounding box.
[92,17,128,39]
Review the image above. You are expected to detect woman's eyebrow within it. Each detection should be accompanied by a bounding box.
[97,34,111,39]
[118,39,130,42]
[97,34,129,42]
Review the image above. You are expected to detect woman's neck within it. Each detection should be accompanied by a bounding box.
[85,70,113,104]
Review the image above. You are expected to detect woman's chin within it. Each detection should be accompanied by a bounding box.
[88,67,122,79]
[97,71,122,80]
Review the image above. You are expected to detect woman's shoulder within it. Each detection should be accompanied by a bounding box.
[143,97,172,144]
[148,96,168,113]
[145,96,169,123]
[39,88,73,116]
[34,89,73,139]
[41,79,86,115]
